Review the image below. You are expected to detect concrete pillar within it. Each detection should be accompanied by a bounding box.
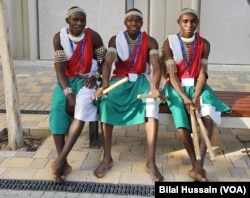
[191,0,200,11]
[27,0,38,60]
[149,0,166,48]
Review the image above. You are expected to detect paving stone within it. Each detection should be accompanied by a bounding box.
[229,167,248,178]
[0,167,6,175]
[80,160,99,172]
[95,171,120,184]
[231,128,250,136]
[0,157,6,164]
[156,153,168,164]
[119,171,153,185]
[119,151,145,162]
[33,149,51,159]
[231,156,249,168]
[15,151,35,158]
[1,167,37,179]
[217,177,239,181]
[167,154,183,165]
[0,158,33,168]
[30,158,49,169]
[174,174,193,182]
[110,161,133,172]
[0,63,250,196]
[116,136,141,145]
[84,151,101,161]
[0,151,17,158]
[32,168,53,180]
[177,164,192,175]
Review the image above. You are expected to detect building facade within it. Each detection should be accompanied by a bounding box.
[4,0,250,65]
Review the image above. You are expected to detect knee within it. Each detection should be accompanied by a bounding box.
[177,128,190,139]
[202,116,213,125]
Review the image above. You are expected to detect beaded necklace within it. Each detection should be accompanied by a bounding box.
[177,33,196,76]
[68,30,86,73]
[125,31,142,67]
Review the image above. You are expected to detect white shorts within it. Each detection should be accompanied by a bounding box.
[144,74,160,120]
[74,87,97,121]
[145,97,160,120]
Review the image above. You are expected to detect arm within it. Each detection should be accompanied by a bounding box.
[84,30,107,89]
[53,32,75,115]
[53,33,71,92]
[192,38,210,109]
[163,39,193,112]
[148,36,166,102]
[102,36,116,89]
[92,30,107,75]
[92,36,116,99]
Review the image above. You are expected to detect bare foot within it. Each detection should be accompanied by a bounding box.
[51,160,64,183]
[188,169,209,182]
[94,159,114,178]
[145,164,164,182]
[61,163,72,180]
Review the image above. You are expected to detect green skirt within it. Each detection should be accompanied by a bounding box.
[163,84,231,131]
[98,75,150,126]
[49,78,84,134]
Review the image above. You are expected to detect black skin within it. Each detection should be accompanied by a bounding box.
[93,12,165,182]
[51,10,105,183]
[162,12,212,182]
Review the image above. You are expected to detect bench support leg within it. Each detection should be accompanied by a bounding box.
[89,121,99,144]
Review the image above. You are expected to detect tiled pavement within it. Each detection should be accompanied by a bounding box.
[0,61,250,197]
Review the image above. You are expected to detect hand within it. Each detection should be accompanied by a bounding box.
[92,87,105,100]
[65,94,75,116]
[84,76,98,89]
[151,88,167,103]
[192,96,201,111]
[183,98,194,114]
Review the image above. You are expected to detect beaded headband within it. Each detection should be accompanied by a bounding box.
[66,7,86,18]
[178,8,199,19]
[125,10,143,20]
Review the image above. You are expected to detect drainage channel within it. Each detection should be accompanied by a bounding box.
[0,179,155,197]
[0,110,50,114]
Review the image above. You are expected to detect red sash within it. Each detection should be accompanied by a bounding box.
[65,28,93,78]
[177,32,203,79]
[113,32,148,78]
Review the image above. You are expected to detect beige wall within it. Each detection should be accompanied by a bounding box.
[200,0,250,64]
[4,0,250,65]
[150,0,200,50]
[38,0,148,60]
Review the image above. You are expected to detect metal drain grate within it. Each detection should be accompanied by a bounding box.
[0,179,154,197]
[0,109,50,114]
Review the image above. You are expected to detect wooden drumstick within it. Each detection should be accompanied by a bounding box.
[103,77,129,95]
[194,109,215,161]
[190,109,201,160]
[137,94,159,99]
[92,77,129,100]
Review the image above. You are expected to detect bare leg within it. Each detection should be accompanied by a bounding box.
[177,128,203,181]
[189,116,213,181]
[177,128,197,167]
[180,116,213,182]
[94,122,114,178]
[144,118,164,182]
[52,118,85,183]
[199,116,213,165]
[51,134,71,183]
